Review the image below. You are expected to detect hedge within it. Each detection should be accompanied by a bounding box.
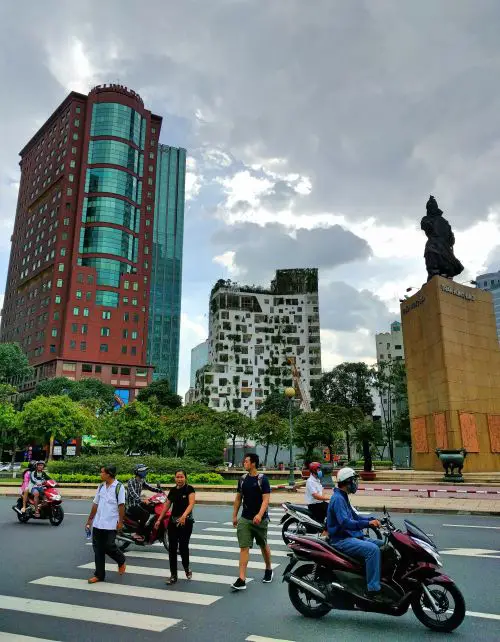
[347,460,393,468]
[50,472,225,485]
[46,455,209,476]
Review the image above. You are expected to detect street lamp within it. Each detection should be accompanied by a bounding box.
[284,387,296,488]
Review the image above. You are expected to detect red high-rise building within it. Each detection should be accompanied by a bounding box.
[1,85,168,400]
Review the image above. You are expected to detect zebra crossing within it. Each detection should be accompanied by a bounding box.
[0,507,289,640]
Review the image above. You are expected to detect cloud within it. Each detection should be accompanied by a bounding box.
[320,282,394,333]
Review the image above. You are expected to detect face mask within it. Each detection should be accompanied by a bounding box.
[347,477,359,494]
[317,470,323,479]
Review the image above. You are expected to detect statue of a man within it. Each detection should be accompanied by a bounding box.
[421,195,464,282]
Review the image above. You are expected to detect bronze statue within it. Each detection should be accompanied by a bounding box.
[421,195,464,282]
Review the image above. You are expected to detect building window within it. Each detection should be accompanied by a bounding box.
[102,311,111,320]
[86,291,92,301]
[112,366,118,375]
[100,344,108,352]
[70,340,76,349]
[71,323,77,333]
[81,324,88,335]
[50,345,56,353]
[124,281,129,289]
[73,307,79,315]
[63,362,76,372]
[133,314,139,323]
[80,341,87,351]
[58,263,64,272]
[72,133,79,140]
[51,328,57,337]
[121,367,130,375]
[123,297,129,304]
[121,346,127,354]
[63,217,70,225]
[87,275,94,284]
[53,311,60,321]
[132,282,138,291]
[136,368,147,377]
[101,327,110,337]
[82,363,92,373]
[68,174,74,183]
[83,308,89,317]
[76,290,82,299]
[55,295,61,304]
[123,313,129,322]
[56,279,63,287]
[132,298,137,306]
[131,347,136,356]
[123,329,128,339]
[95,365,102,373]
[131,330,138,339]
[66,188,72,196]
[60,248,66,256]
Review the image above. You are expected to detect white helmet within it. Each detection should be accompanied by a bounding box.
[337,467,357,484]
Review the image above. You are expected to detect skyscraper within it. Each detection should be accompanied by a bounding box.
[0,85,185,399]
[146,145,185,392]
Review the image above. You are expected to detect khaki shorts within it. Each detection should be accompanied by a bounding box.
[237,517,269,549]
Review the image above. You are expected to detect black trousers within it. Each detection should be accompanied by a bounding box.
[127,504,150,528]
[92,527,126,580]
[308,502,328,526]
[168,520,193,577]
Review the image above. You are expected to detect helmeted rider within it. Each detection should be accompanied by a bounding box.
[126,464,158,541]
[304,462,330,525]
[28,461,50,517]
[327,467,385,602]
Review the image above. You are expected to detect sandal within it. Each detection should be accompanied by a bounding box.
[185,569,192,580]
[165,576,178,585]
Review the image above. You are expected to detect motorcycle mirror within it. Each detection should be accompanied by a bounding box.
[383,505,387,515]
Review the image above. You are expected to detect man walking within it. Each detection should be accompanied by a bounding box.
[231,453,273,591]
[85,465,126,583]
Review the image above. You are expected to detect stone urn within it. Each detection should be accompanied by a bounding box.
[436,448,467,482]
[359,470,376,481]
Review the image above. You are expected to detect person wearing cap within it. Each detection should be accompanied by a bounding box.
[126,463,158,541]
[28,461,50,517]
[327,467,385,602]
[304,462,330,525]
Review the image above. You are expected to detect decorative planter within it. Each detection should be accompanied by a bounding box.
[360,470,376,481]
[436,448,467,482]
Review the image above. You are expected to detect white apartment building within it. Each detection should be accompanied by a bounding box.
[476,270,500,340]
[375,320,404,364]
[193,269,321,416]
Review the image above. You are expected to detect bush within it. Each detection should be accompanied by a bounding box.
[348,460,393,468]
[50,472,225,485]
[47,455,209,476]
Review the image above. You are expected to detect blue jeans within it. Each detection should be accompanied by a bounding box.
[332,537,384,592]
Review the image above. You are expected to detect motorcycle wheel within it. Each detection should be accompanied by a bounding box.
[411,581,466,632]
[49,506,64,526]
[162,529,169,552]
[17,511,30,523]
[282,518,313,544]
[288,563,332,619]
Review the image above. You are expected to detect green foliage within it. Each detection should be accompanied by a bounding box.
[46,455,209,475]
[0,384,17,402]
[184,423,226,466]
[257,389,301,419]
[34,377,116,414]
[0,343,33,383]
[253,412,289,466]
[216,411,254,466]
[0,402,21,459]
[347,460,393,468]
[136,378,182,411]
[312,362,374,415]
[49,472,225,484]
[97,401,165,454]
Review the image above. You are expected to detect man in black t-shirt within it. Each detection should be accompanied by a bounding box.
[231,453,273,591]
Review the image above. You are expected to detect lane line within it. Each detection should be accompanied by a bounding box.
[186,543,288,557]
[188,534,286,547]
[0,634,61,641]
[31,576,221,606]
[247,636,296,642]
[221,523,281,530]
[124,550,280,570]
[195,520,220,524]
[0,595,180,632]
[65,513,88,516]
[443,523,500,530]
[466,610,500,621]
[441,548,500,559]
[78,562,251,585]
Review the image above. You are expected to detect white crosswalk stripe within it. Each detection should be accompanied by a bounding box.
[0,594,180,632]
[247,636,296,642]
[78,562,252,585]
[186,542,289,557]
[124,549,280,569]
[31,576,222,605]
[186,533,286,546]
[0,634,61,642]
[220,523,282,530]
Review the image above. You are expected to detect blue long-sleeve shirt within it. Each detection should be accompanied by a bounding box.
[327,487,371,542]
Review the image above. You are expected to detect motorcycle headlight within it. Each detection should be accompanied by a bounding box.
[52,494,61,501]
[412,537,442,567]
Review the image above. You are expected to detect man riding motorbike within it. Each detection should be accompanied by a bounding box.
[327,467,385,602]
[126,464,158,541]
[26,461,50,517]
[304,462,330,526]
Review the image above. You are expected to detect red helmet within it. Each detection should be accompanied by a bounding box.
[308,462,322,474]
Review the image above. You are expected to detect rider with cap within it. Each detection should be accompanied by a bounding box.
[28,461,50,517]
[305,462,330,525]
[327,467,385,602]
[126,464,158,541]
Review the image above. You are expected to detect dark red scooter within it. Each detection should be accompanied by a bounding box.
[116,488,171,552]
[13,479,64,526]
[283,509,465,632]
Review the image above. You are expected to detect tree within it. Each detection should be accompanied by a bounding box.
[137,378,182,411]
[97,401,165,454]
[217,411,254,466]
[162,405,224,465]
[352,417,385,472]
[311,363,374,460]
[0,402,21,464]
[34,377,73,397]
[257,389,301,419]
[20,395,94,459]
[0,343,33,384]
[253,412,288,466]
[34,377,116,414]
[293,413,324,464]
[0,385,18,459]
[184,423,226,466]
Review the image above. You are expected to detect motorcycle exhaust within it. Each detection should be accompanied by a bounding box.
[12,506,22,515]
[287,574,328,601]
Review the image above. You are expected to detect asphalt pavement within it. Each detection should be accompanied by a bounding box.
[0,498,499,641]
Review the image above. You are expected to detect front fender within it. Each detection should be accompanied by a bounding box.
[423,573,453,584]
[280,514,289,525]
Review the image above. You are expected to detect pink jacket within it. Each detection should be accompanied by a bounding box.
[20,469,30,493]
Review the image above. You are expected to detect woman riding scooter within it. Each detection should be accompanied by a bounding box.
[305,462,330,525]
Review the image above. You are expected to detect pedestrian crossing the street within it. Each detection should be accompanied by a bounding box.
[0,518,289,640]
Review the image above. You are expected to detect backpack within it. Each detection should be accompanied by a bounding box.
[239,472,265,492]
[99,481,123,503]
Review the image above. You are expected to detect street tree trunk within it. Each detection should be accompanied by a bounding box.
[231,434,236,467]
[274,444,280,467]
[345,430,351,461]
[264,442,270,467]
[362,439,372,472]
[48,434,55,461]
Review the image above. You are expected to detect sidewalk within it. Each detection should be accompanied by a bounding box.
[1,485,499,515]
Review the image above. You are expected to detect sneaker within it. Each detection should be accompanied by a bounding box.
[231,578,247,591]
[118,563,126,575]
[262,568,273,583]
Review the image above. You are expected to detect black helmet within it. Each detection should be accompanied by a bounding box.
[134,463,148,478]
[28,461,37,472]
[36,460,45,467]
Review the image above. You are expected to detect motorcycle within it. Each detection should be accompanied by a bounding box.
[280,501,381,544]
[282,509,465,632]
[116,487,172,552]
[12,479,64,526]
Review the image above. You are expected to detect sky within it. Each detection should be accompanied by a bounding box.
[1,1,500,398]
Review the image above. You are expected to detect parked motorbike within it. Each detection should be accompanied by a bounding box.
[280,501,381,544]
[12,479,64,526]
[282,509,465,632]
[116,488,171,552]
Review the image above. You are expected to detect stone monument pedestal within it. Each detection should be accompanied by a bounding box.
[401,276,500,472]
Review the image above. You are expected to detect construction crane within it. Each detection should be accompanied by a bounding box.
[287,357,312,412]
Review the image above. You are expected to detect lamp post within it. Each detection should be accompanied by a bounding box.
[284,387,296,488]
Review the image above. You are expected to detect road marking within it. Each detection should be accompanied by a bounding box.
[31,576,221,606]
[443,523,500,530]
[195,520,220,524]
[247,636,297,642]
[441,548,500,559]
[78,562,252,585]
[187,543,289,557]
[124,550,279,570]
[65,513,88,516]
[466,610,500,621]
[0,634,61,641]
[0,594,180,632]
[190,534,286,547]
[220,523,282,530]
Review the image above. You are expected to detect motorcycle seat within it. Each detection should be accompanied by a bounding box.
[287,503,313,515]
[300,536,364,567]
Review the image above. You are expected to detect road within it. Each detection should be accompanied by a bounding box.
[0,498,499,641]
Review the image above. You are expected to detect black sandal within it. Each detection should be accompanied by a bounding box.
[185,569,192,580]
[165,576,177,585]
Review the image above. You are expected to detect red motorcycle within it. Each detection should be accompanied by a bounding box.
[13,479,64,526]
[116,488,172,552]
[283,509,465,633]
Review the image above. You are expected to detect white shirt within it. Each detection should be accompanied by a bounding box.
[92,480,126,530]
[305,476,324,505]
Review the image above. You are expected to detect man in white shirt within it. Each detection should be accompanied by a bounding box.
[305,462,330,525]
[85,465,126,583]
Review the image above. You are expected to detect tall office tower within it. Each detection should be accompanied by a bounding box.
[476,270,500,340]
[146,145,186,392]
[194,269,321,416]
[0,85,185,401]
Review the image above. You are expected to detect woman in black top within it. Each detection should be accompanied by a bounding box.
[156,469,196,585]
